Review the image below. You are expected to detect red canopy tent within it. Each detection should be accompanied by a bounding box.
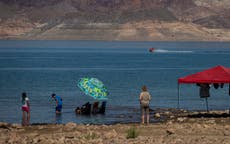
[177,65,230,110]
[178,65,230,84]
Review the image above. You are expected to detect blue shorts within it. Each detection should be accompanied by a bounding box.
[56,105,62,112]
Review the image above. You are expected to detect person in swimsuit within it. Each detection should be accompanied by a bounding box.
[139,85,151,124]
[21,92,30,126]
[51,93,63,114]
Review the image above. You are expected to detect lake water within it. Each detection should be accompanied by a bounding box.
[0,41,229,124]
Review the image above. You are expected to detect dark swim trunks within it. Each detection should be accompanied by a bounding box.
[141,105,149,115]
[56,105,62,112]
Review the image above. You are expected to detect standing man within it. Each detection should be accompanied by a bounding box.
[51,93,63,114]
[139,85,151,125]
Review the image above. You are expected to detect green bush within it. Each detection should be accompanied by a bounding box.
[84,132,98,140]
[126,127,139,139]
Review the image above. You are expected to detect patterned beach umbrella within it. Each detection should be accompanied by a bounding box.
[77,77,109,100]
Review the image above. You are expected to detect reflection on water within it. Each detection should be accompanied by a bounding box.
[55,114,62,124]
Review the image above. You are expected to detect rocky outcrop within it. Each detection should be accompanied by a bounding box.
[0,0,229,40]
[0,18,35,38]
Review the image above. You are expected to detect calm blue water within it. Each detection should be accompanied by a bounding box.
[0,41,229,124]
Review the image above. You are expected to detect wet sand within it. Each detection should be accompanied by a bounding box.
[0,109,229,144]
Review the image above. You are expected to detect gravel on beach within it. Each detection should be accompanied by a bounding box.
[0,110,229,144]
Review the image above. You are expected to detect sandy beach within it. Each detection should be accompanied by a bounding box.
[1,109,229,144]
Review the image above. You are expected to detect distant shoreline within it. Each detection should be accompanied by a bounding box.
[1,39,230,42]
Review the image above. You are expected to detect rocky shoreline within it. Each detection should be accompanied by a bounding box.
[1,109,229,144]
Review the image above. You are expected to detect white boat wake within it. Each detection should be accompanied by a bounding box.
[154,49,193,53]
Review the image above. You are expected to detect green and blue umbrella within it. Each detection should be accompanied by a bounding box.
[77,77,109,100]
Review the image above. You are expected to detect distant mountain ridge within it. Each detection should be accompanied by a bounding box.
[0,0,230,41]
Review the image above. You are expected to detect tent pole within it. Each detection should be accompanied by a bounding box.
[228,83,230,114]
[205,97,209,112]
[229,83,230,96]
[177,83,180,109]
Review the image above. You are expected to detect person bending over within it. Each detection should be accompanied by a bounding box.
[51,93,63,114]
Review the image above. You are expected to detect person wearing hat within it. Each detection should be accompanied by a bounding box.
[51,93,63,114]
